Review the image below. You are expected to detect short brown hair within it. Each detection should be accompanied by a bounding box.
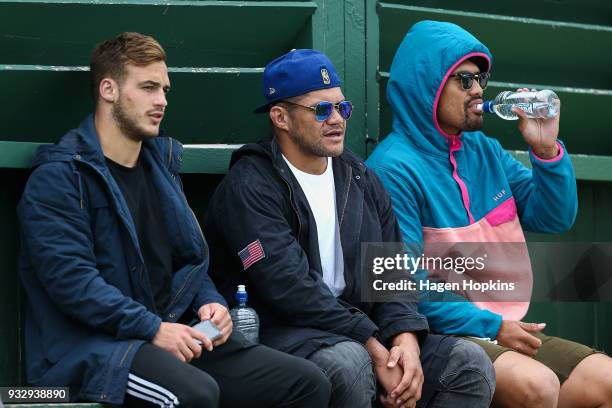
[90,32,166,101]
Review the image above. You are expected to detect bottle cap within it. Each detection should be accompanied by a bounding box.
[480,101,494,113]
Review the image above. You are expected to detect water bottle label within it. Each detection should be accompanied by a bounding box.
[513,102,535,115]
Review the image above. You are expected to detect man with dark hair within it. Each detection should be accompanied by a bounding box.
[205,49,495,408]
[367,20,612,408]
[18,32,330,407]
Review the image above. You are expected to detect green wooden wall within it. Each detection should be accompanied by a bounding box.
[1,0,610,390]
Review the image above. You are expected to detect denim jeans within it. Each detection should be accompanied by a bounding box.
[307,336,494,408]
[426,338,495,408]
[308,340,376,408]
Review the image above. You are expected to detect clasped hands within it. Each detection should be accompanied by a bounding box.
[368,332,423,408]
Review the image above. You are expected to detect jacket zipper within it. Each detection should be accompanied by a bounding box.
[338,166,352,227]
[156,137,203,312]
[165,263,199,313]
[118,343,134,367]
[280,174,302,243]
[168,138,173,168]
[165,180,205,312]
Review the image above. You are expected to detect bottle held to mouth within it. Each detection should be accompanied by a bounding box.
[475,89,560,120]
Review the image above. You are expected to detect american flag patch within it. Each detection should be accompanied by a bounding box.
[238,239,266,270]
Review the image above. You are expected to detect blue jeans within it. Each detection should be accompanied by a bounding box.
[307,337,494,408]
[427,338,495,408]
[308,340,376,408]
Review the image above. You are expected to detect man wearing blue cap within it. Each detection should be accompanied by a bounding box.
[205,49,495,408]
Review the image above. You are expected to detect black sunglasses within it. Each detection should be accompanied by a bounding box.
[280,100,353,122]
[449,71,490,91]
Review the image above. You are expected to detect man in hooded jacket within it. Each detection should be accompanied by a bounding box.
[367,20,612,408]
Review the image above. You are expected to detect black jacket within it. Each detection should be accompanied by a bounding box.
[205,138,428,357]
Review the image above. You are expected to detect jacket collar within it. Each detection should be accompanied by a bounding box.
[31,114,182,174]
[229,136,365,176]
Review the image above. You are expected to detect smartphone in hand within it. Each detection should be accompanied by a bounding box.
[191,319,222,344]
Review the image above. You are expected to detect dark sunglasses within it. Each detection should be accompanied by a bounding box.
[281,100,353,122]
[449,71,490,90]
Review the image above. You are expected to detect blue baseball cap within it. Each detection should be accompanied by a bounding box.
[253,49,342,113]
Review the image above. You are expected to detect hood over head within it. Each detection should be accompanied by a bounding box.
[386,20,492,156]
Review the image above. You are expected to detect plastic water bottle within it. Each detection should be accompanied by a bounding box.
[229,284,259,343]
[476,89,560,120]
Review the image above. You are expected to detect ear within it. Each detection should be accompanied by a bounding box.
[98,78,118,103]
[269,105,291,132]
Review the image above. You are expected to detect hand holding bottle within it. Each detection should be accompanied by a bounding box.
[513,88,560,159]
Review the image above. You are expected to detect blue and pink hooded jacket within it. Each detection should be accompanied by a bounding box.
[366,20,578,339]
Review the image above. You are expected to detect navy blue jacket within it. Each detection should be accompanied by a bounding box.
[205,139,429,358]
[18,115,226,404]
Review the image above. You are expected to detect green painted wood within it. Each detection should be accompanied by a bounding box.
[309,0,368,156]
[380,0,612,26]
[0,141,240,174]
[181,144,239,174]
[377,74,612,156]
[344,0,367,157]
[0,66,268,145]
[3,140,612,182]
[510,151,612,182]
[0,0,316,67]
[525,180,612,243]
[377,3,612,90]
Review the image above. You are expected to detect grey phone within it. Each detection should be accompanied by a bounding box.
[191,319,222,343]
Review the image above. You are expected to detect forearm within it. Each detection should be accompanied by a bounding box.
[366,336,390,366]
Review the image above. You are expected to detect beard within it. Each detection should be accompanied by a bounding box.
[111,96,158,142]
[462,97,484,131]
[287,113,344,158]
[289,128,344,158]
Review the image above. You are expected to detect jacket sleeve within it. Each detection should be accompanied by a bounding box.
[18,163,162,341]
[207,170,378,345]
[369,165,503,339]
[367,171,430,344]
[191,273,229,311]
[498,139,578,233]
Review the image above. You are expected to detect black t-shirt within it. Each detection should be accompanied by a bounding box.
[106,156,173,314]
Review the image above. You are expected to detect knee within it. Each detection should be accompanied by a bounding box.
[292,358,333,403]
[333,342,375,389]
[570,354,612,406]
[316,341,376,403]
[183,375,220,408]
[517,368,559,408]
[443,340,496,401]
